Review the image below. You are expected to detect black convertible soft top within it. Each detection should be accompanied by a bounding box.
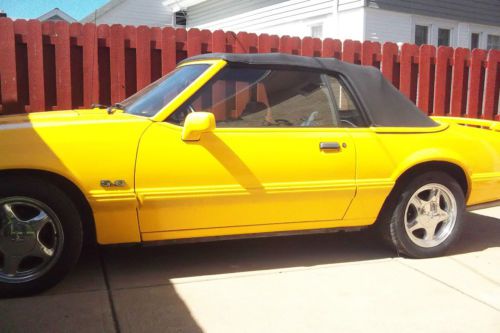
[181,53,438,127]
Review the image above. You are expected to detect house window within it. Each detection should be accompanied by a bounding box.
[487,35,500,50]
[175,10,187,26]
[311,24,323,38]
[415,25,428,45]
[470,33,480,50]
[438,28,451,46]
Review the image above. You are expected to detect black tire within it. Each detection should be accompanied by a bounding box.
[0,176,83,297]
[377,171,465,258]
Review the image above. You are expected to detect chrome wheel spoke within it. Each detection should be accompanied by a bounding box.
[429,188,441,203]
[408,218,424,232]
[3,255,22,276]
[31,241,55,260]
[435,207,450,223]
[2,203,20,222]
[28,211,51,233]
[410,196,425,211]
[424,224,437,241]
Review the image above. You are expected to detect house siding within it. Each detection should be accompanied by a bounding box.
[338,0,365,11]
[187,0,337,38]
[367,0,500,27]
[86,0,174,27]
[336,6,365,41]
[364,7,500,49]
[187,0,289,26]
[364,7,411,44]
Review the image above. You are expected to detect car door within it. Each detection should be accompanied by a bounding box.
[135,65,357,237]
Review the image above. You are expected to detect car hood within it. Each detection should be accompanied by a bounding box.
[0,109,149,130]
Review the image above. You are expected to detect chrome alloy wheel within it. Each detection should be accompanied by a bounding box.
[404,183,457,248]
[0,197,64,283]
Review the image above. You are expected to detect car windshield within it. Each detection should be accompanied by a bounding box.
[121,64,209,117]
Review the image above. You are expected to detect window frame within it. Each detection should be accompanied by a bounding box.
[151,59,225,122]
[310,24,323,39]
[166,64,370,130]
[324,73,369,128]
[414,24,430,46]
[487,34,500,50]
[470,32,480,50]
[437,28,452,47]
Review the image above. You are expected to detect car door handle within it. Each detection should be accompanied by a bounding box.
[319,142,341,150]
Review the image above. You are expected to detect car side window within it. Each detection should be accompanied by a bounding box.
[327,75,366,128]
[167,66,339,128]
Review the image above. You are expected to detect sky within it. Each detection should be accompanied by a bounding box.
[0,0,109,20]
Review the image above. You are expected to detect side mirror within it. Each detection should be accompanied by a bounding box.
[181,112,216,141]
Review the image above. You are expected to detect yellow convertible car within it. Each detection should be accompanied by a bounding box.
[1,53,499,296]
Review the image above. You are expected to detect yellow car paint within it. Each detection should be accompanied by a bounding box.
[135,122,357,238]
[0,59,499,245]
[181,112,216,141]
[0,110,152,244]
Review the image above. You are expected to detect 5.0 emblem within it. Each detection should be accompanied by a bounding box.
[100,180,126,188]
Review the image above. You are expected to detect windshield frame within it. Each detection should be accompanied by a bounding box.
[137,59,227,122]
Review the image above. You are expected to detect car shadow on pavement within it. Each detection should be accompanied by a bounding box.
[102,212,500,288]
[448,211,500,255]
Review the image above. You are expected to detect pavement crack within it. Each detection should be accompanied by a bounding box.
[396,259,500,312]
[98,248,122,333]
[449,256,500,287]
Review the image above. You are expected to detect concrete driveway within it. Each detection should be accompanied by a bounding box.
[1,208,500,333]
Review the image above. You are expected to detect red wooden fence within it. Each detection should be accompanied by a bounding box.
[0,18,499,120]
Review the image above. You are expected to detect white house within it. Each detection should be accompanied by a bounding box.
[81,0,197,27]
[83,0,500,50]
[37,8,76,23]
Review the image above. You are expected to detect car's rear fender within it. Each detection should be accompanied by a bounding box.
[391,149,471,200]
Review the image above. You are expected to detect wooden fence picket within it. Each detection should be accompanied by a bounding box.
[0,18,498,120]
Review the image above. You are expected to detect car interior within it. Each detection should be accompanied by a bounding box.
[168,66,366,128]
